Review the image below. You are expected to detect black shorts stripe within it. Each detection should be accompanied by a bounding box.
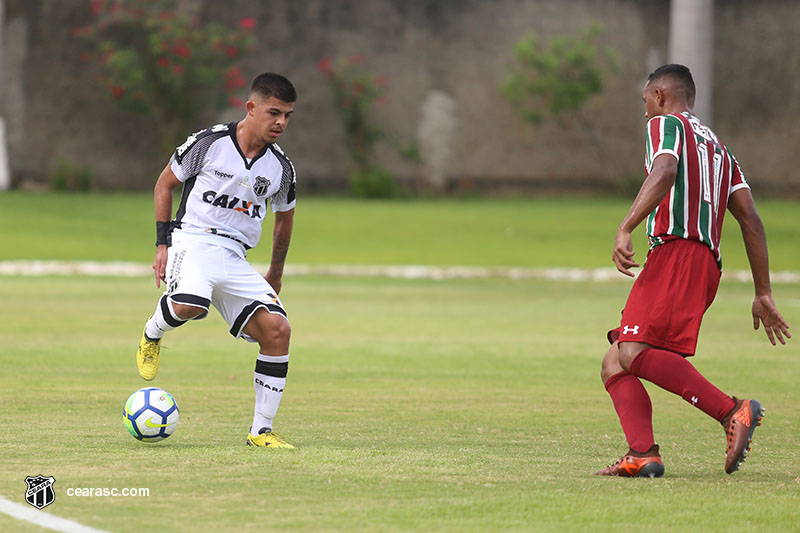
[255,359,289,378]
[229,300,288,338]
[169,293,211,309]
[160,295,186,328]
[265,303,287,318]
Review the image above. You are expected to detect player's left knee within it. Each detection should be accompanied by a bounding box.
[271,317,291,344]
[254,314,290,350]
[600,344,623,383]
[617,342,645,371]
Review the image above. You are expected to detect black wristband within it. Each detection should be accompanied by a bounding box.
[156,221,171,247]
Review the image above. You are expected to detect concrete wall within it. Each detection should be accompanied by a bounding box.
[2,0,798,195]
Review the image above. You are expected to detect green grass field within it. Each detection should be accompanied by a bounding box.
[1,193,799,531]
[1,192,798,270]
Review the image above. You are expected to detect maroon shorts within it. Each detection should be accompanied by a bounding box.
[608,238,721,356]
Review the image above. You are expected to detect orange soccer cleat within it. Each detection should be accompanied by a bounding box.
[721,397,764,474]
[594,444,665,478]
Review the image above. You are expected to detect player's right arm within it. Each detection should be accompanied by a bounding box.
[613,154,677,276]
[727,187,790,345]
[152,164,182,288]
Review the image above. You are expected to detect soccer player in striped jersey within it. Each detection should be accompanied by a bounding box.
[135,73,298,448]
[595,64,791,477]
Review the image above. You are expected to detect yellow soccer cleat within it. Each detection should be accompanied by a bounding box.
[136,329,162,381]
[246,428,295,449]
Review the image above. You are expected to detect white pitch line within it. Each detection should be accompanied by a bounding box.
[0,495,107,533]
[0,260,798,283]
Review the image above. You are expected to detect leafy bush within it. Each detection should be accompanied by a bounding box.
[51,158,93,192]
[74,0,255,154]
[503,23,618,125]
[348,165,397,199]
[317,55,398,197]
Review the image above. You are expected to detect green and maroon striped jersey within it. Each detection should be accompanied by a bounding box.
[643,112,749,267]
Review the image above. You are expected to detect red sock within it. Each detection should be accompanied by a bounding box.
[604,371,655,453]
[630,347,736,421]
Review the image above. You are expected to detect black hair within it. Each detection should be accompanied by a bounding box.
[647,64,696,102]
[249,72,297,103]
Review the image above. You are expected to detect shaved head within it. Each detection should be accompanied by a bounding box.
[646,64,696,107]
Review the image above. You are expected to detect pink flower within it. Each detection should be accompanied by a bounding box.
[316,57,333,74]
[90,0,105,16]
[239,18,256,31]
[111,86,125,99]
[225,68,246,90]
[173,44,192,58]
[172,64,184,76]
[98,50,115,65]
[157,57,170,68]
[72,26,93,38]
[225,46,239,58]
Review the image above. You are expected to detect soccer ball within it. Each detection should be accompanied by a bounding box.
[123,387,180,442]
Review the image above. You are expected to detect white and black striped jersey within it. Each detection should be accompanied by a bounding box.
[169,122,296,252]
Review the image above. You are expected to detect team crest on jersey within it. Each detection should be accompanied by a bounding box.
[253,176,271,197]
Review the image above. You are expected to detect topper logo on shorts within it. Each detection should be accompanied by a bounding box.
[202,191,262,218]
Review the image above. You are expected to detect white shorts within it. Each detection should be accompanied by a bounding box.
[164,235,287,342]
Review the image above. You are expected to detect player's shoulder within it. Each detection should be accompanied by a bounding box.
[175,123,234,163]
[268,143,296,177]
[268,142,293,162]
[647,113,685,129]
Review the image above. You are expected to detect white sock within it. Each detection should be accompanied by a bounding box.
[144,295,185,340]
[252,354,289,434]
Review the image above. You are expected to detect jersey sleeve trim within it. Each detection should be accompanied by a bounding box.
[170,155,187,182]
[730,181,751,194]
[268,144,297,213]
[646,115,682,173]
[651,149,680,162]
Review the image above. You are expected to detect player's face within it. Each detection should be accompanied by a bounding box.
[249,96,294,143]
[642,82,662,121]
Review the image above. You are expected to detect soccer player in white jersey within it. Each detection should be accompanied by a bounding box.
[595,65,790,477]
[135,72,298,448]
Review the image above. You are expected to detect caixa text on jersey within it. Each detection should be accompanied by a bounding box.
[202,191,263,218]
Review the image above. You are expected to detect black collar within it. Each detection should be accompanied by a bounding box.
[230,121,271,170]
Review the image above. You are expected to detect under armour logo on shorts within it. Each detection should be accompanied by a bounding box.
[622,325,640,335]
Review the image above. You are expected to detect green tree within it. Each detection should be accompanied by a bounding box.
[503,23,618,125]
